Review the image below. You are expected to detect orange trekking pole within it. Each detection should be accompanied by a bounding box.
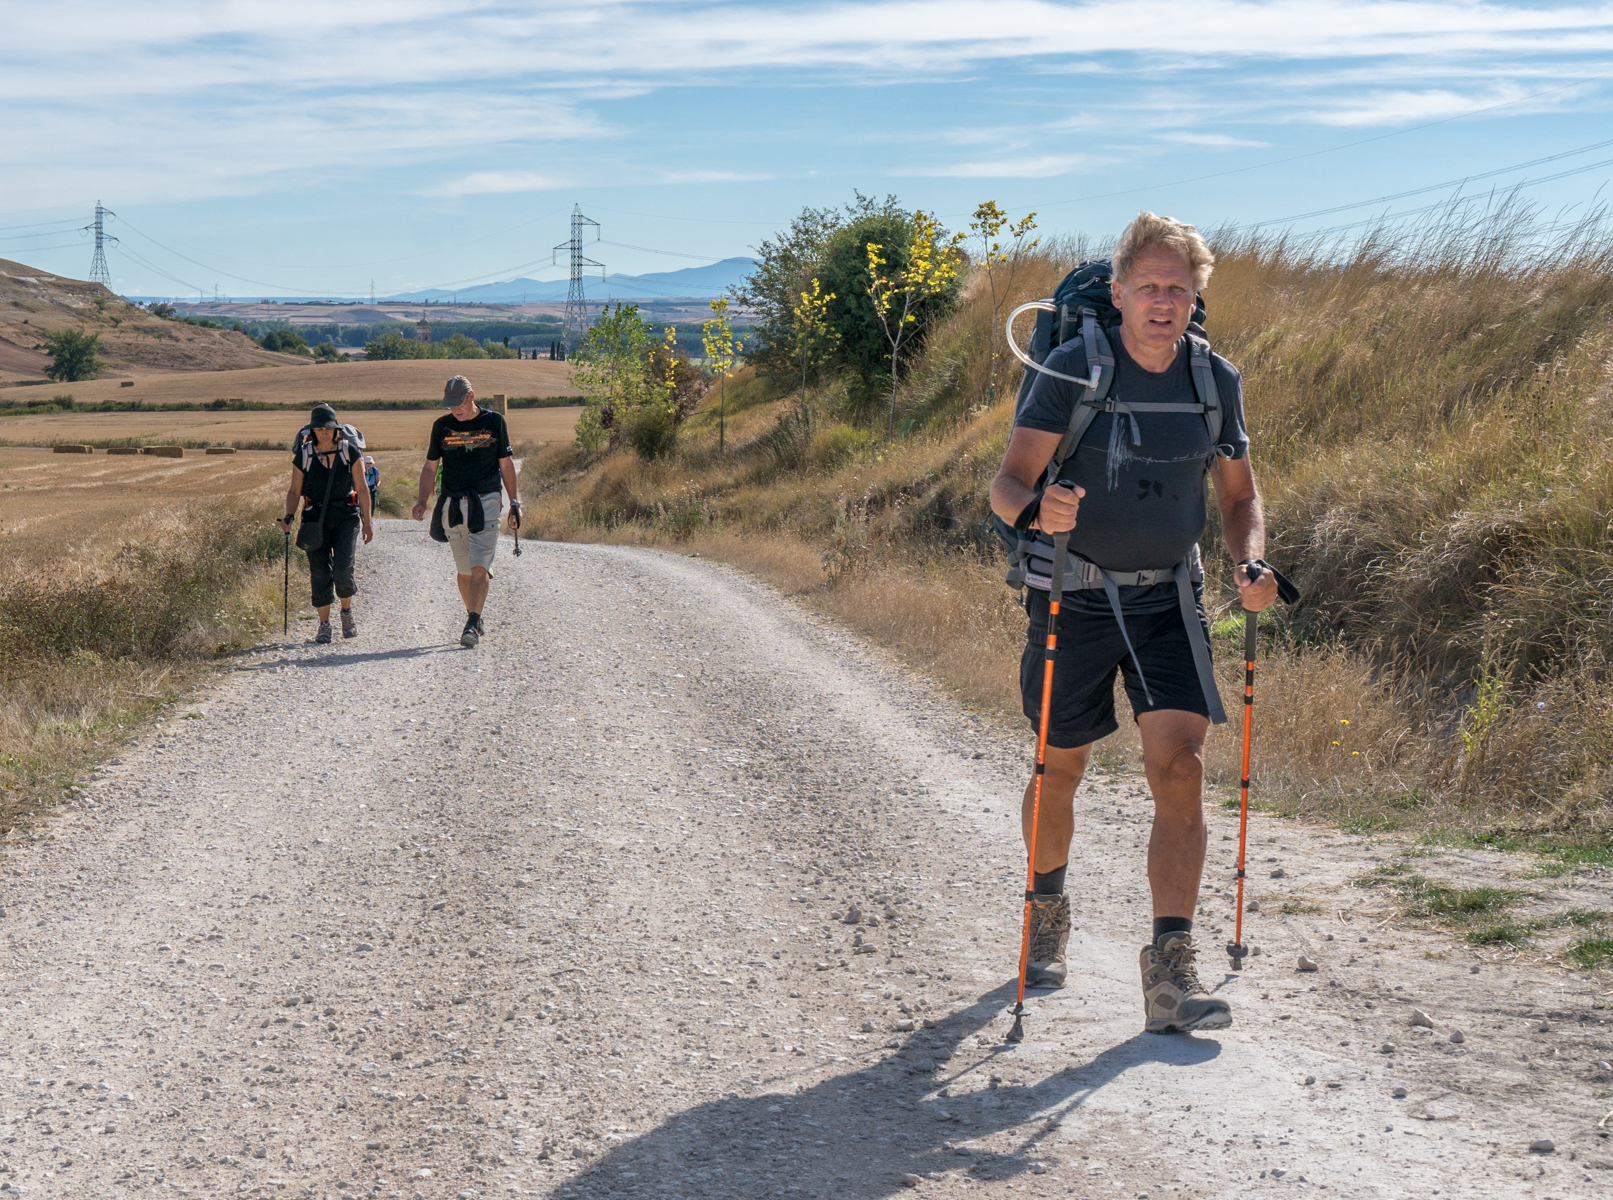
[1007,528,1069,1044]
[1227,560,1296,971]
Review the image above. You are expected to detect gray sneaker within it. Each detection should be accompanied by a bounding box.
[1141,931,1231,1033]
[460,616,479,649]
[1025,893,1071,989]
[314,621,332,645]
[340,609,357,639]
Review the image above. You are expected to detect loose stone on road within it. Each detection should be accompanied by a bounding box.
[2,522,1611,1198]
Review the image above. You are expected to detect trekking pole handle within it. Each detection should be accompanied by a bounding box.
[1005,301,1103,390]
[1241,560,1263,660]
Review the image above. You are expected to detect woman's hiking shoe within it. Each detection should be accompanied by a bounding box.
[340,609,357,639]
[460,616,480,649]
[314,621,332,645]
[1025,893,1072,988]
[1140,931,1231,1033]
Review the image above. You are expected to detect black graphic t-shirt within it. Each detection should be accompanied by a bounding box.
[1015,330,1249,613]
[428,408,513,495]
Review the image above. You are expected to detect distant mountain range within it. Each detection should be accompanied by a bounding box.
[380,257,757,304]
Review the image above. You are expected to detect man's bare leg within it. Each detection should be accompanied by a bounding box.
[1017,741,1092,988]
[1020,743,1092,873]
[466,567,490,614]
[1137,708,1211,920]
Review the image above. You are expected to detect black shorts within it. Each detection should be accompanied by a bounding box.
[1019,587,1211,749]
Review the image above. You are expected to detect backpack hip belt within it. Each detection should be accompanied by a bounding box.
[1026,544,1227,726]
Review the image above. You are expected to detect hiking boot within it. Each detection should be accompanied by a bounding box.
[340,609,357,639]
[314,620,332,645]
[1025,892,1072,989]
[460,616,479,649]
[1141,931,1232,1034]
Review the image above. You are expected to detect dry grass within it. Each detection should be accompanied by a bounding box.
[0,500,289,837]
[0,403,583,451]
[524,203,1613,853]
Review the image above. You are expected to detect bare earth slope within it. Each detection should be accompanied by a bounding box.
[2,531,1611,1199]
[0,259,303,384]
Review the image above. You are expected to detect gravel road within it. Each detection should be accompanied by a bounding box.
[3,520,1612,1199]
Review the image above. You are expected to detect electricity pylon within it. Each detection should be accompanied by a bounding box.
[553,204,604,341]
[83,201,117,286]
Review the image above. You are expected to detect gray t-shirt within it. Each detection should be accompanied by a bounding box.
[1015,329,1249,613]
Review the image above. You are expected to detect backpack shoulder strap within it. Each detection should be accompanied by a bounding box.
[1046,315,1114,482]
[1186,333,1223,450]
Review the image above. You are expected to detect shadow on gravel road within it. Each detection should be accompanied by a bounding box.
[562,984,1221,1199]
[234,644,459,671]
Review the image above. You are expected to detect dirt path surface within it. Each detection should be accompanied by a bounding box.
[3,526,1612,1200]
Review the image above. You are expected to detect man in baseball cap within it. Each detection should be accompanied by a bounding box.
[411,375,521,648]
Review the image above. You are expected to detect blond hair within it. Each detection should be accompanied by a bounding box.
[1113,211,1214,291]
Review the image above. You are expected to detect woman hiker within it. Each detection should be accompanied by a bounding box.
[277,403,374,644]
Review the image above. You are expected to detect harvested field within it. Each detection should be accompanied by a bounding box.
[0,402,583,450]
[0,355,575,406]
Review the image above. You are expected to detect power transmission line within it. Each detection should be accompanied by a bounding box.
[1241,137,1613,230]
[82,201,117,286]
[553,204,604,340]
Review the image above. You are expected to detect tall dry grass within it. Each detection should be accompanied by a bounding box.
[525,202,1613,850]
[0,503,285,834]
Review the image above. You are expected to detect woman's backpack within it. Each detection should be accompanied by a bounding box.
[291,422,366,472]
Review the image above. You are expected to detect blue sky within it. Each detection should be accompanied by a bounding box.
[2,1,1611,298]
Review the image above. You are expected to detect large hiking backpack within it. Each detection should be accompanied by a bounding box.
[990,259,1226,589]
[291,422,366,472]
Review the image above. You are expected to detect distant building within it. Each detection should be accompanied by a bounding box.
[416,314,431,343]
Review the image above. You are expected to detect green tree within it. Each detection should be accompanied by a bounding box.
[363,331,426,360]
[572,303,655,450]
[312,340,345,362]
[44,329,104,382]
[702,297,741,453]
[865,210,966,436]
[813,199,962,415]
[261,329,310,355]
[729,203,843,383]
[441,332,486,359]
[970,201,1039,406]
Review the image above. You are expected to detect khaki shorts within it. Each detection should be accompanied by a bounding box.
[447,491,503,574]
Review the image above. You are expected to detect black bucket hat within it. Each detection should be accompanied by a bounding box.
[309,403,339,429]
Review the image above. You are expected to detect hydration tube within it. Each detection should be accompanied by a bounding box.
[1005,300,1102,391]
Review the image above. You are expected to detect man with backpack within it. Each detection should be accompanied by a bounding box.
[989,212,1278,1033]
[411,375,521,648]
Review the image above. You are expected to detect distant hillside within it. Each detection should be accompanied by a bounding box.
[0,259,305,386]
[383,257,757,304]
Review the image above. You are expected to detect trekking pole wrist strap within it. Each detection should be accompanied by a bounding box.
[1012,489,1044,532]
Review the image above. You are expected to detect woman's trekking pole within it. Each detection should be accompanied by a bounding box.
[1008,527,1070,1044]
[282,529,290,636]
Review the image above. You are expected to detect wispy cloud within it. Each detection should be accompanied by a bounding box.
[431,171,570,197]
[1157,132,1271,147]
[1302,85,1536,126]
[907,154,1090,179]
[3,2,1610,208]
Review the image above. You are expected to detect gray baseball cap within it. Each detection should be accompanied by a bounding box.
[443,375,472,406]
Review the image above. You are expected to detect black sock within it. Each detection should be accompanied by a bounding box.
[466,611,480,622]
[1032,864,1067,896]
[1153,916,1193,941]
